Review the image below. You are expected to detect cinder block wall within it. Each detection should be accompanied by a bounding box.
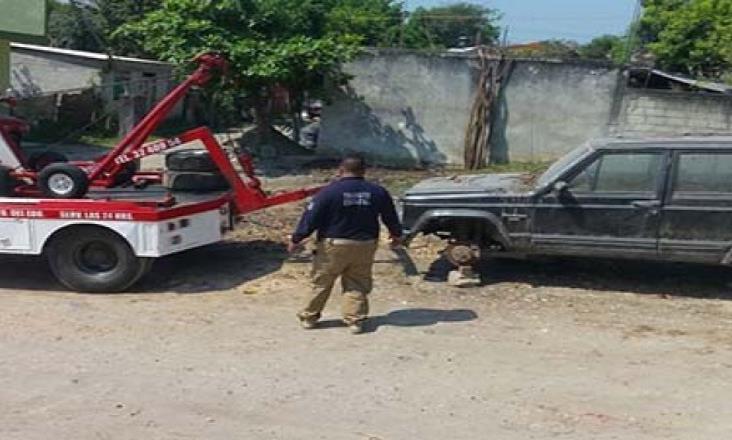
[615,89,732,137]
[318,51,476,166]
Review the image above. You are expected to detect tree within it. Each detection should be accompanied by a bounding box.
[640,0,732,78]
[579,34,627,63]
[115,0,364,139]
[48,0,105,53]
[47,0,163,56]
[403,2,501,49]
[324,0,404,47]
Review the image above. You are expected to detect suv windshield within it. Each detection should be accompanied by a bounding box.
[536,145,592,189]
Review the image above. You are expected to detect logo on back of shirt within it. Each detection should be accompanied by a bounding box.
[343,192,372,207]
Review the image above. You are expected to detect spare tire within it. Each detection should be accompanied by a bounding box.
[38,163,89,199]
[165,171,230,192]
[166,149,218,172]
[28,151,69,171]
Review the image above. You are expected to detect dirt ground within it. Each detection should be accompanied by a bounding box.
[3,169,732,439]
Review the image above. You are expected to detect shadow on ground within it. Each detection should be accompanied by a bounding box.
[138,240,288,293]
[316,308,478,333]
[426,254,732,300]
[0,240,288,294]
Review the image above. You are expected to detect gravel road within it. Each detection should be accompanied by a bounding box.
[2,169,732,439]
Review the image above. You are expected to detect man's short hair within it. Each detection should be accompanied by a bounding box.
[340,154,367,175]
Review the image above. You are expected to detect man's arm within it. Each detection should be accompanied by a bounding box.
[291,193,328,244]
[378,188,403,240]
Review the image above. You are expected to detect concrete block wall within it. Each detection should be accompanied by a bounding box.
[494,61,619,162]
[319,51,476,166]
[319,50,620,167]
[615,90,732,137]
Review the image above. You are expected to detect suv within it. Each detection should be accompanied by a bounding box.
[401,137,732,268]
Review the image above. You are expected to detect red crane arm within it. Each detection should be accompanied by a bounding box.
[88,53,227,183]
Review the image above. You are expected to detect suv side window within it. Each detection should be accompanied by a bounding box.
[674,153,732,195]
[569,152,662,193]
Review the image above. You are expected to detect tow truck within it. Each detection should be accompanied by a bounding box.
[0,53,320,292]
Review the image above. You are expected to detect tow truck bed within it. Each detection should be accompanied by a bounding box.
[86,186,229,202]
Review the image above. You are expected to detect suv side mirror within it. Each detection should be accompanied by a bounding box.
[552,180,569,195]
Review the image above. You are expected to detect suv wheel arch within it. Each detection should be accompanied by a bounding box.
[405,209,512,249]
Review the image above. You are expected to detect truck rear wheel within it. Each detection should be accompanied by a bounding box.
[46,226,152,293]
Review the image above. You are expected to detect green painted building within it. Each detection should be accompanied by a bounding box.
[0,0,47,90]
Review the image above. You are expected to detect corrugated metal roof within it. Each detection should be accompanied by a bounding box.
[10,43,170,67]
[632,68,732,94]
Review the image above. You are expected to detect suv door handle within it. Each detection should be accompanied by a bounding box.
[631,200,661,209]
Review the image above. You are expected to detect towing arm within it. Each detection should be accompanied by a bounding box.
[11,52,322,207]
[101,52,322,213]
[90,53,228,186]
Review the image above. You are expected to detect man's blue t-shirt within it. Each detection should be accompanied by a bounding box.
[292,177,402,243]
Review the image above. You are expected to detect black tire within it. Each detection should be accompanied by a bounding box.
[28,151,69,171]
[0,166,17,196]
[165,170,230,192]
[166,149,218,172]
[38,163,89,199]
[46,226,151,293]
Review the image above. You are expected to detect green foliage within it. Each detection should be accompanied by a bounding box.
[403,2,501,49]
[117,0,361,87]
[47,0,163,56]
[48,0,105,52]
[114,0,365,129]
[579,34,628,63]
[324,0,404,47]
[641,0,732,78]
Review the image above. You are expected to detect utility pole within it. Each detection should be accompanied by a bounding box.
[399,11,407,48]
[624,0,643,64]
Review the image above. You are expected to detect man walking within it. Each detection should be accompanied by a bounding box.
[288,155,403,334]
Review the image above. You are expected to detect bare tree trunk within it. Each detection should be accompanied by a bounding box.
[463,48,513,170]
[253,93,272,144]
[290,91,304,145]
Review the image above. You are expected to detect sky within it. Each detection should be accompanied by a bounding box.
[405,0,639,43]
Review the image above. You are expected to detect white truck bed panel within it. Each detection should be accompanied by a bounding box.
[0,194,230,257]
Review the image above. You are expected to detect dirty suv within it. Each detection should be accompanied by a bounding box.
[401,137,732,270]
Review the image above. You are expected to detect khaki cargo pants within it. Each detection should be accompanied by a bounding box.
[298,239,379,325]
